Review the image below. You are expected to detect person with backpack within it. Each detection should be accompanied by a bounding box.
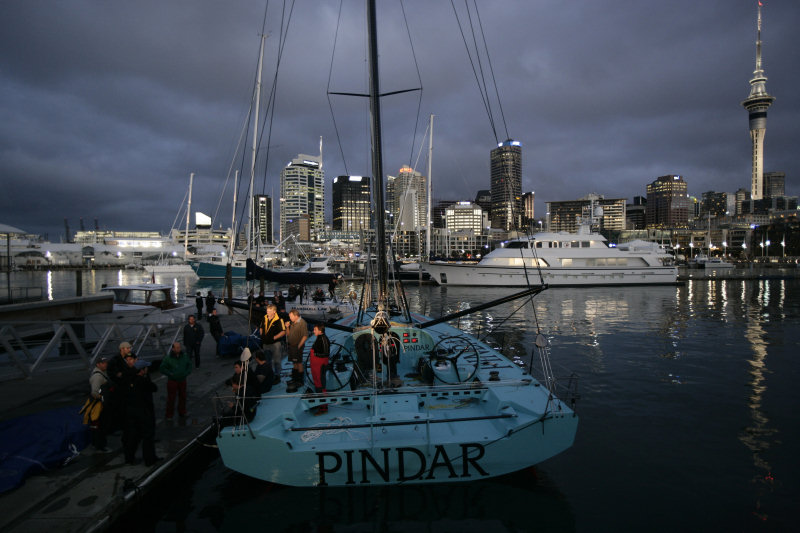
[83,356,111,452]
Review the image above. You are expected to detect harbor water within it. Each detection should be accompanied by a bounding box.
[6,270,799,531]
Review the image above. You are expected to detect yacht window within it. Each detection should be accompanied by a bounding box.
[570,241,579,248]
[562,258,572,267]
[581,241,591,248]
[536,242,543,248]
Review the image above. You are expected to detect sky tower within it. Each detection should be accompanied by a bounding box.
[741,2,775,201]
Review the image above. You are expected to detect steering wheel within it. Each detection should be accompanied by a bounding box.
[427,335,480,384]
[303,342,355,392]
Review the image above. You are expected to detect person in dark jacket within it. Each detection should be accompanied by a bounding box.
[121,358,160,466]
[205,291,215,317]
[195,292,204,318]
[184,314,205,368]
[208,308,223,355]
[252,350,274,394]
[161,342,192,419]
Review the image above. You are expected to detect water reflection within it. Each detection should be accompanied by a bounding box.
[211,469,575,533]
[741,281,779,522]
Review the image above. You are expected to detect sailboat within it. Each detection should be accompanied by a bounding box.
[215,1,578,487]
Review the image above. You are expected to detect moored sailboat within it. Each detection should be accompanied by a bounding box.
[215,0,578,487]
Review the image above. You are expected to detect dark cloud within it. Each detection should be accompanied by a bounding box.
[1,0,797,240]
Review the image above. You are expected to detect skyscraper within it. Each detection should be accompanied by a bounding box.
[253,194,273,245]
[392,166,428,230]
[741,3,775,201]
[490,139,522,231]
[280,154,324,241]
[332,175,371,232]
[646,175,689,229]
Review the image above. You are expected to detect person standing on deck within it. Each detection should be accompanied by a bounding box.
[88,356,110,452]
[195,292,204,318]
[205,290,215,318]
[161,342,192,420]
[285,309,309,388]
[183,314,205,369]
[260,304,285,379]
[208,308,223,356]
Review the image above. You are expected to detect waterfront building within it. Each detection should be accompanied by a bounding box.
[735,188,751,216]
[253,194,273,245]
[285,214,311,242]
[763,171,785,198]
[546,194,626,233]
[474,189,491,215]
[280,154,324,241]
[332,175,371,233]
[741,3,775,201]
[392,166,428,230]
[432,200,457,228]
[521,192,535,231]
[626,196,647,230]
[490,139,522,231]
[700,191,732,218]
[646,175,689,229]
[445,202,484,234]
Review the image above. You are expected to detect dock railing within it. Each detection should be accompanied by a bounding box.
[0,317,182,381]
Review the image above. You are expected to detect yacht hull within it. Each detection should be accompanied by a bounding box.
[424,262,678,287]
[215,312,578,487]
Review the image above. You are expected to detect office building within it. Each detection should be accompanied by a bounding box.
[280,154,324,241]
[546,194,626,233]
[332,175,371,232]
[445,202,484,234]
[645,175,689,228]
[253,194,273,245]
[763,171,785,198]
[626,196,647,230]
[490,139,522,231]
[392,166,428,230]
[521,192,535,230]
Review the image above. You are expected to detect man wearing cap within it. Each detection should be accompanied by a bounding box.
[161,342,192,419]
[121,357,160,466]
[183,314,205,369]
[88,357,110,452]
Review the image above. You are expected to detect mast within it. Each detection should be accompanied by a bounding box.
[184,172,194,261]
[248,34,266,259]
[426,114,433,261]
[367,0,388,303]
[225,170,239,303]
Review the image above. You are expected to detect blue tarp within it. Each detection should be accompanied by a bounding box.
[0,405,89,494]
[218,331,260,357]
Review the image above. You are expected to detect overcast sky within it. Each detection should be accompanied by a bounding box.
[1,0,797,241]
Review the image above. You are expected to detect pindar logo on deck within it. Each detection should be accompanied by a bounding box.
[316,443,489,485]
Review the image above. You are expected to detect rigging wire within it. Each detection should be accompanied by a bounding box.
[473,0,509,140]
[326,0,349,176]
[399,0,425,168]
[450,0,497,143]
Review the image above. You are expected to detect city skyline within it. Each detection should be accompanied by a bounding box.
[1,1,797,240]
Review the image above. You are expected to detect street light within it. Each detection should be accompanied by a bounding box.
[765,239,771,257]
[781,238,786,258]
[722,240,727,257]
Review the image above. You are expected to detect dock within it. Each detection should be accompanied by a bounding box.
[0,309,252,533]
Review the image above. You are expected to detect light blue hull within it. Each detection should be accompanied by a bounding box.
[216,311,578,487]
[190,261,246,279]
